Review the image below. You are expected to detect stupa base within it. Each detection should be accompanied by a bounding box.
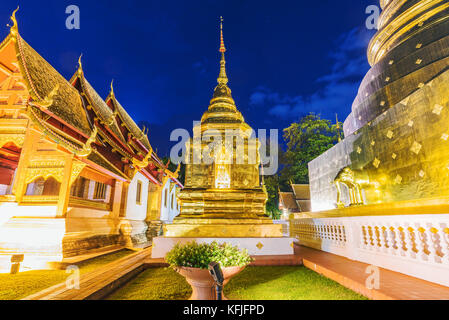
[163,218,283,238]
[151,237,295,258]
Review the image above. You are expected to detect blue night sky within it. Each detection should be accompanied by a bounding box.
[1,0,377,156]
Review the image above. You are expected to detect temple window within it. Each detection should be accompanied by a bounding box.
[136,180,142,204]
[70,176,89,198]
[26,177,60,196]
[93,181,107,200]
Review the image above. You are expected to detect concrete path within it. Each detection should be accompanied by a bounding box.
[23,243,449,300]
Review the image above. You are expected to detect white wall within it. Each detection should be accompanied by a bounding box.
[290,214,449,287]
[160,181,180,223]
[125,171,149,221]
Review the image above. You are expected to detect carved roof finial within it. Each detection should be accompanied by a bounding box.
[110,79,115,96]
[77,54,83,74]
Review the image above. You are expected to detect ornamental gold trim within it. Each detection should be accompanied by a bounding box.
[368,0,449,65]
[24,160,66,185]
[70,161,86,186]
[24,168,64,185]
[0,133,25,148]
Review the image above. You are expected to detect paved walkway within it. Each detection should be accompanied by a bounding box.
[296,245,449,300]
[23,247,151,300]
[22,243,449,300]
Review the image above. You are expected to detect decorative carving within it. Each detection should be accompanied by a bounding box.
[77,126,98,158]
[9,6,19,38]
[70,161,86,186]
[24,160,65,185]
[25,167,64,185]
[33,84,60,109]
[0,134,25,148]
[132,147,153,170]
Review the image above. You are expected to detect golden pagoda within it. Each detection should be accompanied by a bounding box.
[164,18,282,238]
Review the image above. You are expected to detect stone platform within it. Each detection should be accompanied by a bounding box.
[151,237,295,258]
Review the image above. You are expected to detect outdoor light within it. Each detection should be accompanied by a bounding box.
[10,254,24,275]
[208,261,224,300]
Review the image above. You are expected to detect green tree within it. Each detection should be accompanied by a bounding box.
[280,113,342,185]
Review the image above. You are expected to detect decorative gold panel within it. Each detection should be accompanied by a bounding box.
[24,160,65,185]
[70,161,86,186]
[0,133,25,148]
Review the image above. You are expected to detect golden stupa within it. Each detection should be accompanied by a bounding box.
[164,18,282,238]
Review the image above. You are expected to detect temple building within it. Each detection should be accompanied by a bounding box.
[0,9,181,270]
[163,19,282,238]
[309,0,449,211]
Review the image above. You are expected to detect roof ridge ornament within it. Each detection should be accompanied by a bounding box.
[110,79,115,97]
[132,148,153,170]
[9,6,19,38]
[77,54,83,74]
[78,126,98,157]
[35,84,60,109]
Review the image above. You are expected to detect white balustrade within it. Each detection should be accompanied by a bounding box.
[437,223,449,265]
[290,214,449,287]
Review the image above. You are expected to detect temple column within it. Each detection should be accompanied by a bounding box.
[146,183,163,221]
[110,180,124,219]
[119,181,129,218]
[145,182,163,240]
[56,153,74,217]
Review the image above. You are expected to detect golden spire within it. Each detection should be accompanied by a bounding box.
[10,6,19,38]
[219,16,226,53]
[217,16,228,86]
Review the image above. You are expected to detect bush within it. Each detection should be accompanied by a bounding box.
[165,241,253,269]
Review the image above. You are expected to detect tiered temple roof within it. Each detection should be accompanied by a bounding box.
[0,7,181,186]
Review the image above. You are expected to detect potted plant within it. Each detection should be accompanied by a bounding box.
[165,241,252,300]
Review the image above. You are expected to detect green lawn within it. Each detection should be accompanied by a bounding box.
[0,249,133,300]
[108,266,367,300]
